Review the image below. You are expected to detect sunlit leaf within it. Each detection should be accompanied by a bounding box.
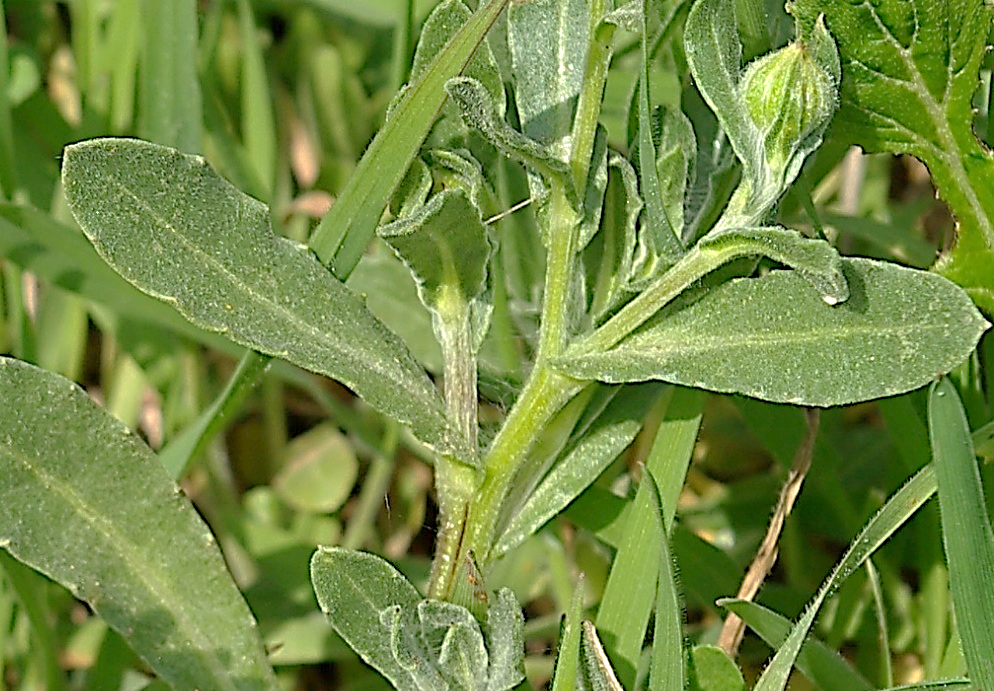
[558,258,988,406]
[62,138,464,456]
[791,0,994,313]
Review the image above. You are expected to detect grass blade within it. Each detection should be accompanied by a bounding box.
[595,386,705,689]
[929,378,994,689]
[749,463,939,691]
[139,0,202,151]
[308,0,508,276]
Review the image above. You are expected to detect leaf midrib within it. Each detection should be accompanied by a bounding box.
[615,318,963,358]
[0,438,242,691]
[99,172,438,409]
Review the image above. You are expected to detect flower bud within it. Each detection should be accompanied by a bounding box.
[739,39,836,171]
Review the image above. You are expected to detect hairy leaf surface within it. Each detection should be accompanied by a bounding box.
[62,138,462,456]
[557,258,988,406]
[311,547,422,690]
[792,0,994,312]
[0,358,277,691]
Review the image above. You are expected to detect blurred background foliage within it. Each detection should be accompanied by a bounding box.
[0,1,992,690]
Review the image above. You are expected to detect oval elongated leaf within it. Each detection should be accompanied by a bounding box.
[0,357,277,691]
[61,138,463,456]
[310,547,422,690]
[557,258,989,406]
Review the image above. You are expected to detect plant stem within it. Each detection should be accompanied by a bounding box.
[428,292,482,601]
[569,0,610,191]
[463,367,585,567]
[536,185,581,363]
[574,235,768,355]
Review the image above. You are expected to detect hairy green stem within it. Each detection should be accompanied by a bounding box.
[428,292,482,600]
[569,0,610,191]
[575,235,774,355]
[463,367,585,567]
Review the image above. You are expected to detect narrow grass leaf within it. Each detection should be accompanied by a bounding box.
[308,0,508,276]
[687,645,745,691]
[595,386,705,689]
[559,258,988,406]
[158,351,269,480]
[748,463,938,691]
[236,0,276,194]
[644,471,685,691]
[719,600,874,691]
[929,378,994,689]
[550,576,586,691]
[138,0,201,152]
[294,0,436,29]
[310,547,422,690]
[61,138,463,457]
[0,357,278,691]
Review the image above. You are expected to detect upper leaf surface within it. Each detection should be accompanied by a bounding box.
[791,0,994,312]
[507,0,589,161]
[62,138,463,456]
[0,357,277,691]
[311,547,422,690]
[557,258,988,406]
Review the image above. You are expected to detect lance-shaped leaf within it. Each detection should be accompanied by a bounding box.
[61,138,463,456]
[0,357,278,691]
[507,0,588,161]
[636,5,682,263]
[556,258,988,406]
[791,0,994,313]
[310,547,422,690]
[655,105,696,247]
[492,384,657,558]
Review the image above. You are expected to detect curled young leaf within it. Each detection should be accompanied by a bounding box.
[380,189,493,314]
[446,76,580,211]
